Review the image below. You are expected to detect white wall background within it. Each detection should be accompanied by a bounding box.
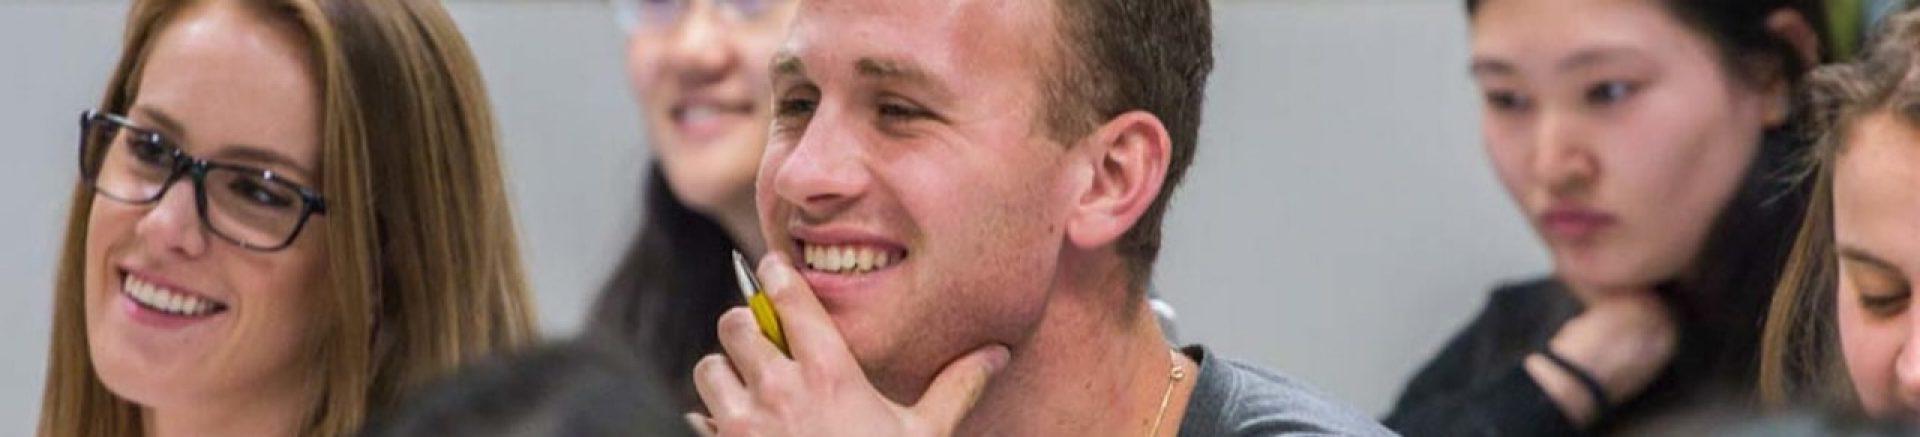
[0,0,1548,432]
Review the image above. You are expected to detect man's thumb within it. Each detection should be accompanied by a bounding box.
[911,344,1012,430]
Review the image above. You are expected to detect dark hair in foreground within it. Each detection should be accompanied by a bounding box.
[361,339,690,437]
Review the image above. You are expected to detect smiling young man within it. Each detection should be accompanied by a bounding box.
[690,0,1391,435]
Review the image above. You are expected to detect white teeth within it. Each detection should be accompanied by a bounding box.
[122,275,221,317]
[801,243,902,274]
[681,105,718,124]
[832,247,851,271]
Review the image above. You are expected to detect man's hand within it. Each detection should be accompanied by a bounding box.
[690,252,1012,437]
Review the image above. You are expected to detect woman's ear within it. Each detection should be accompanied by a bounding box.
[1064,111,1171,250]
[1763,8,1822,126]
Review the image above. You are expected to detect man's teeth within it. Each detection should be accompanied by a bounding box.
[802,244,900,274]
[123,276,221,317]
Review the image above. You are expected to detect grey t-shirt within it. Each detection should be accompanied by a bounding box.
[1177,345,1398,437]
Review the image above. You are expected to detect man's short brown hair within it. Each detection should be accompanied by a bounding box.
[1044,0,1214,292]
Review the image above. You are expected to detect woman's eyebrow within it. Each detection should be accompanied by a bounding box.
[1557,47,1644,73]
[1469,58,1514,78]
[134,105,316,178]
[1839,246,1904,275]
[134,105,190,139]
[211,145,315,179]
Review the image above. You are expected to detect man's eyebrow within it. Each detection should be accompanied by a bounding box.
[855,57,925,79]
[854,57,951,98]
[773,53,805,77]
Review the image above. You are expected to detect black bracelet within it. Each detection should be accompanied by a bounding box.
[1540,347,1611,417]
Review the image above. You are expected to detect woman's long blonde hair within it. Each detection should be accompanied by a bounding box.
[1758,8,1920,411]
[38,0,537,435]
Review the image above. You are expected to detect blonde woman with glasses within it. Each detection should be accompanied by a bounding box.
[38,0,535,435]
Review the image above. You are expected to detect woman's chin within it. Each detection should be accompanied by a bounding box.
[87,327,219,410]
[663,167,758,214]
[91,358,180,408]
[1552,257,1670,297]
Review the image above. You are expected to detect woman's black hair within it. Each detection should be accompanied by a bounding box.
[1466,0,1829,88]
[581,161,745,409]
[1468,0,1831,389]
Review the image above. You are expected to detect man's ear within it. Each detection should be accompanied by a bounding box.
[1763,8,1822,126]
[1065,111,1170,250]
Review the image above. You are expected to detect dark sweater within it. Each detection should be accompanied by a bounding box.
[1383,278,1757,436]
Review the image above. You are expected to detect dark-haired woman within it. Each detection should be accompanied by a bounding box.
[1386,0,1827,434]
[582,0,799,410]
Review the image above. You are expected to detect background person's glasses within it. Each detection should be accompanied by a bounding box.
[78,110,327,252]
[609,0,789,33]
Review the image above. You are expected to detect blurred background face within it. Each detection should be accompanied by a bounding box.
[1469,0,1779,296]
[759,0,1070,401]
[1833,112,1920,419]
[82,1,328,411]
[620,0,798,218]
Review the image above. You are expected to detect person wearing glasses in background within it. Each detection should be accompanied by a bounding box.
[36,0,537,435]
[583,0,802,414]
[359,1,796,435]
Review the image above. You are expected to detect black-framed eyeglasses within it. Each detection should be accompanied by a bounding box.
[78,110,327,252]
[609,0,793,33]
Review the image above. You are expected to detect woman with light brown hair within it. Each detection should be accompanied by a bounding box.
[1761,7,1920,421]
[37,0,536,435]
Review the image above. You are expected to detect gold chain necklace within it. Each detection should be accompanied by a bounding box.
[1147,348,1187,437]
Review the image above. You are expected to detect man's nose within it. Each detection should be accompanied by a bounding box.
[771,105,870,219]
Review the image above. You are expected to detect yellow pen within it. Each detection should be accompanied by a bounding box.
[731,250,790,356]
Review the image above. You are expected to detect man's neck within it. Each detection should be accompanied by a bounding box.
[954,264,1198,436]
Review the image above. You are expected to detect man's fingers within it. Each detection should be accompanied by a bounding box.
[692,354,752,422]
[715,307,792,387]
[910,344,1012,430]
[757,251,858,369]
[683,412,717,437]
